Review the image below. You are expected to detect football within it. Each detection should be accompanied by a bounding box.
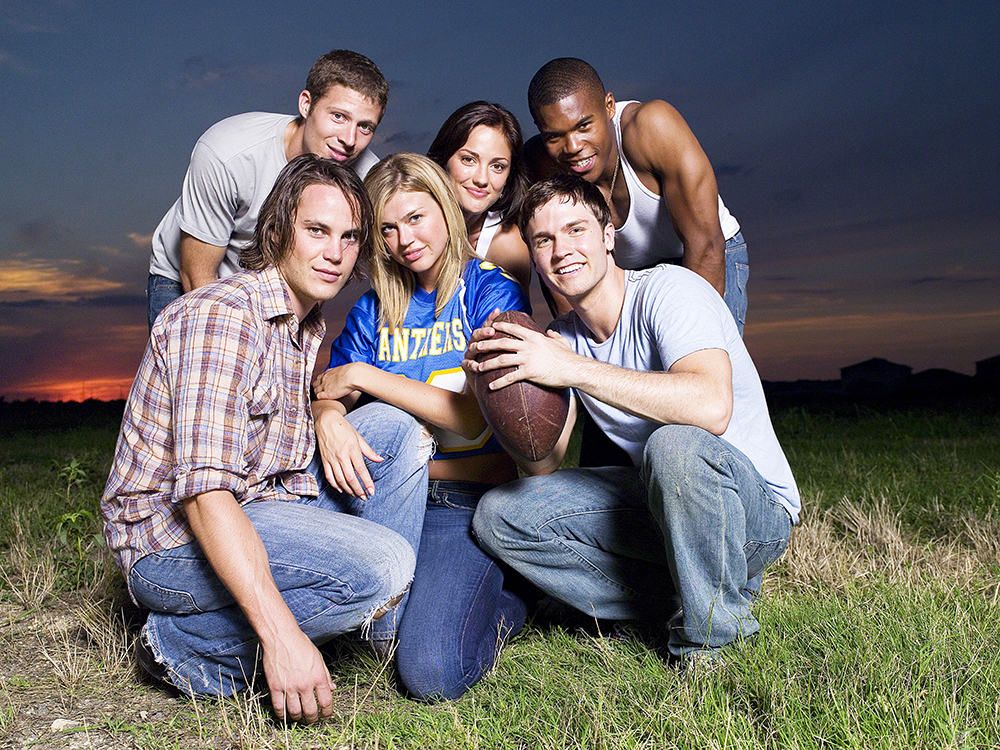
[471,310,570,462]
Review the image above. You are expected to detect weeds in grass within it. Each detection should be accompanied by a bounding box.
[3,404,1000,748]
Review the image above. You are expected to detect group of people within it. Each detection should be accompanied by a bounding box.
[101,49,800,722]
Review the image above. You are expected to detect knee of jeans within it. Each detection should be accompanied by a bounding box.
[351,402,432,460]
[397,648,468,702]
[361,530,417,608]
[471,491,509,554]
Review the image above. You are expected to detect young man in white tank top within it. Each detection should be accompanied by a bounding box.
[523,58,748,334]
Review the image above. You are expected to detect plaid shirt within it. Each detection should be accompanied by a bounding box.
[101,267,324,586]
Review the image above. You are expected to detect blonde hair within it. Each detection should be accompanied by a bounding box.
[364,153,476,329]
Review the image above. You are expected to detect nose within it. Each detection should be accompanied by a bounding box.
[396,223,414,247]
[472,162,488,187]
[565,132,583,155]
[324,238,344,263]
[340,126,356,149]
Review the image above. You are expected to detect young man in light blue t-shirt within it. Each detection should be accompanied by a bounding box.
[465,174,799,663]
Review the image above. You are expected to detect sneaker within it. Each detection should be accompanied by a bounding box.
[134,634,171,686]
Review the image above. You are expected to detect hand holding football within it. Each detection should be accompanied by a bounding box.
[470,310,570,462]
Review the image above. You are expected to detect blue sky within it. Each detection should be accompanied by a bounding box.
[1,0,997,399]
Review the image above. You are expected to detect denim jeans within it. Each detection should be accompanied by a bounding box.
[147,273,184,330]
[312,402,431,646]
[473,424,791,657]
[724,232,749,336]
[396,481,527,701]
[130,496,415,697]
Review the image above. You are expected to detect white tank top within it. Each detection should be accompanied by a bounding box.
[612,101,740,269]
[473,211,503,260]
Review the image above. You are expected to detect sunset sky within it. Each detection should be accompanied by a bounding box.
[1,1,998,401]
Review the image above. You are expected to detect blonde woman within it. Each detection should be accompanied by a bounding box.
[312,153,530,701]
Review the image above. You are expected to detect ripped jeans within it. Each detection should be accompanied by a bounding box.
[130,497,415,697]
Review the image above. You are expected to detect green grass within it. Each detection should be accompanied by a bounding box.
[1,400,999,748]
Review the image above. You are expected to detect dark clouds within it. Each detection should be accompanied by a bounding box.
[1,0,998,398]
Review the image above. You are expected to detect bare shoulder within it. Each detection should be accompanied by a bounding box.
[523,134,563,183]
[486,223,532,292]
[620,99,700,175]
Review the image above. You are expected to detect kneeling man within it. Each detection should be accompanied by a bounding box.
[102,155,415,721]
[466,175,799,661]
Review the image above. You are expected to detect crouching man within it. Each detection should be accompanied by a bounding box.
[465,175,799,662]
[101,155,415,722]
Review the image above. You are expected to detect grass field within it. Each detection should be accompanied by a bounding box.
[1,399,999,749]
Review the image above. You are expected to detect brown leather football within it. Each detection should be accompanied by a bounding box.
[471,310,570,462]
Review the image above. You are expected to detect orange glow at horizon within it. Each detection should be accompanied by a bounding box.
[3,377,134,403]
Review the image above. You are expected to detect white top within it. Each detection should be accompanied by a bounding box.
[472,211,503,260]
[612,101,740,269]
[149,111,378,281]
[550,265,799,521]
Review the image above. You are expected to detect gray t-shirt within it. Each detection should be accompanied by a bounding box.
[550,265,800,521]
[149,111,379,281]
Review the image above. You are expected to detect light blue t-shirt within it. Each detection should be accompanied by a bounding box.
[149,112,378,282]
[550,265,800,522]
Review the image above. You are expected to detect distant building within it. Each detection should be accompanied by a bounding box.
[840,358,912,397]
[902,368,974,399]
[975,355,1000,391]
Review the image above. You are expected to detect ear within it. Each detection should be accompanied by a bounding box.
[603,222,615,254]
[298,90,312,119]
[604,91,616,120]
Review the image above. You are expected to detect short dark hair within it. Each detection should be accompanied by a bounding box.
[426,101,527,219]
[527,58,606,123]
[517,173,612,245]
[240,154,373,274]
[305,49,389,117]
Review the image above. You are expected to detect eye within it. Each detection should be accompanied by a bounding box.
[308,226,326,236]
[408,213,422,224]
[461,155,475,165]
[359,123,374,134]
[490,162,508,173]
[568,226,584,235]
[331,112,346,122]
[534,237,551,249]
[380,224,395,236]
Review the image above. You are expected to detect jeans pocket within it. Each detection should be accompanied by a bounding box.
[130,568,201,613]
[744,536,789,582]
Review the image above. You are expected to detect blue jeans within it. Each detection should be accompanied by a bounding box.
[396,481,527,701]
[724,232,748,336]
[147,273,184,330]
[312,402,431,646]
[473,424,791,657]
[130,496,415,697]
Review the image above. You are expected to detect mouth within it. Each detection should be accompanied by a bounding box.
[464,186,489,200]
[400,247,425,264]
[326,145,352,162]
[564,154,596,174]
[554,262,584,276]
[315,268,342,283]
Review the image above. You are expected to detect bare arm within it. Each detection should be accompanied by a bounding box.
[465,318,733,435]
[485,223,533,293]
[624,101,726,295]
[179,231,227,292]
[313,362,488,441]
[183,489,334,724]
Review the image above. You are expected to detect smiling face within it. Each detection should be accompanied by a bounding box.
[277,183,361,319]
[535,90,616,183]
[380,189,450,292]
[444,124,512,219]
[526,194,615,301]
[298,84,383,164]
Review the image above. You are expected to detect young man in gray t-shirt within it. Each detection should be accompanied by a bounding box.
[147,49,388,328]
[465,174,799,663]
